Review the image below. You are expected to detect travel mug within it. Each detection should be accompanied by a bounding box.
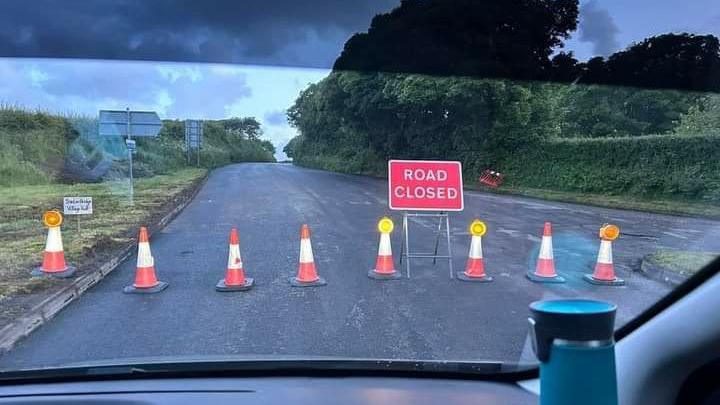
[529,299,618,405]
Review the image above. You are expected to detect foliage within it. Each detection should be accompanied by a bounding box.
[287,72,561,173]
[0,106,78,186]
[558,86,699,137]
[500,135,720,201]
[0,107,275,187]
[334,0,579,80]
[286,71,720,201]
[334,0,720,93]
[580,34,720,92]
[222,117,263,140]
[675,94,720,136]
[286,2,720,205]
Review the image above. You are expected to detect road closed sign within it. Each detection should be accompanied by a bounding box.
[388,160,464,211]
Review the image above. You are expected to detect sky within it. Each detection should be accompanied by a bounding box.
[0,0,718,159]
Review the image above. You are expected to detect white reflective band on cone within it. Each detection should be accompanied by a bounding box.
[136,242,154,268]
[45,226,64,252]
[377,232,392,256]
[227,243,243,269]
[597,239,613,264]
[538,236,554,259]
[468,235,483,259]
[299,238,314,263]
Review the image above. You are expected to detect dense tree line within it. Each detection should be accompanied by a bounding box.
[287,0,720,185]
[334,0,720,92]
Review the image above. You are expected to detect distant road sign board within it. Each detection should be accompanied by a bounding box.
[388,160,464,211]
[125,139,136,153]
[63,197,93,215]
[185,120,203,150]
[98,110,162,137]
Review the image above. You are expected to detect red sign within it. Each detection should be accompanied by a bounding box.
[388,160,464,211]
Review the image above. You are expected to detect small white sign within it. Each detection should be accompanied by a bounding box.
[63,197,93,215]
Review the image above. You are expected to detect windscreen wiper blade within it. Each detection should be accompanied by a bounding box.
[0,358,536,383]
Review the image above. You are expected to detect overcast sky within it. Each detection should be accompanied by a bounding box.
[0,0,718,159]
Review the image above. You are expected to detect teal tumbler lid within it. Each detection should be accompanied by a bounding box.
[529,299,616,362]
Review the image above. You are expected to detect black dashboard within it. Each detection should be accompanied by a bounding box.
[0,376,537,404]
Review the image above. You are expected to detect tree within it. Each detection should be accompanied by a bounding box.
[222,117,263,140]
[675,95,720,135]
[558,86,698,137]
[580,34,720,92]
[259,139,276,155]
[333,0,579,81]
[283,136,301,159]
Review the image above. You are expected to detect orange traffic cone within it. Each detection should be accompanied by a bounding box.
[457,220,493,283]
[527,222,565,283]
[585,224,625,286]
[290,224,326,287]
[32,210,76,278]
[216,228,254,291]
[368,217,400,280]
[123,227,168,294]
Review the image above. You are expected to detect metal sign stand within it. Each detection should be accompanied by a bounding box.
[125,108,134,205]
[399,212,453,279]
[185,120,203,167]
[98,108,162,206]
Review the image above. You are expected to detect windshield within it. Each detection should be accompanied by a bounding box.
[0,0,719,375]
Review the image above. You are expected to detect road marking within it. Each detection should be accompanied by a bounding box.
[662,231,688,239]
[497,228,521,237]
[526,234,541,242]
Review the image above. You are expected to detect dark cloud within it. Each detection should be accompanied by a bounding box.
[264,110,287,126]
[0,0,399,68]
[578,1,620,57]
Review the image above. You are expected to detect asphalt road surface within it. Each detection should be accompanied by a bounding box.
[3,163,720,370]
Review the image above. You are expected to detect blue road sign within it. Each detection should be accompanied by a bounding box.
[99,110,163,137]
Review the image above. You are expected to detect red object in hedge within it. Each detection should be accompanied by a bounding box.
[479,170,504,188]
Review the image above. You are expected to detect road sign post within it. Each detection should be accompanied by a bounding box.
[185,120,203,167]
[63,196,93,234]
[388,160,464,278]
[99,109,162,205]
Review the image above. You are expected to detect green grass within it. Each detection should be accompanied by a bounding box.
[473,184,720,219]
[0,168,207,301]
[643,250,718,276]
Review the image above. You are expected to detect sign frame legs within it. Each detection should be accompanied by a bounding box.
[399,211,454,279]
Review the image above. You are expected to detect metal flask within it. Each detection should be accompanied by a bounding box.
[529,299,618,405]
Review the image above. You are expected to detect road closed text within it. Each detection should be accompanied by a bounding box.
[388,160,464,211]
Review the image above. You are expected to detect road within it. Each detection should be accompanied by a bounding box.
[2,163,720,370]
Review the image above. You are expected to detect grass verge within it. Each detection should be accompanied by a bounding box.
[473,185,720,219]
[0,168,207,301]
[642,250,718,277]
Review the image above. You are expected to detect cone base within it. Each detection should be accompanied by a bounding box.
[123,281,169,294]
[584,274,625,286]
[289,276,327,287]
[526,272,566,283]
[368,269,402,280]
[31,265,76,279]
[216,278,254,292]
[456,272,493,283]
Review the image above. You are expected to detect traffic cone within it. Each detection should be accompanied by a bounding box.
[290,224,326,287]
[457,227,493,283]
[123,227,168,294]
[32,211,76,278]
[216,228,254,291]
[527,222,565,283]
[368,218,400,280]
[585,225,625,286]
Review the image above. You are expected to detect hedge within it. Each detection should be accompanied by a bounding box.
[500,134,720,201]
